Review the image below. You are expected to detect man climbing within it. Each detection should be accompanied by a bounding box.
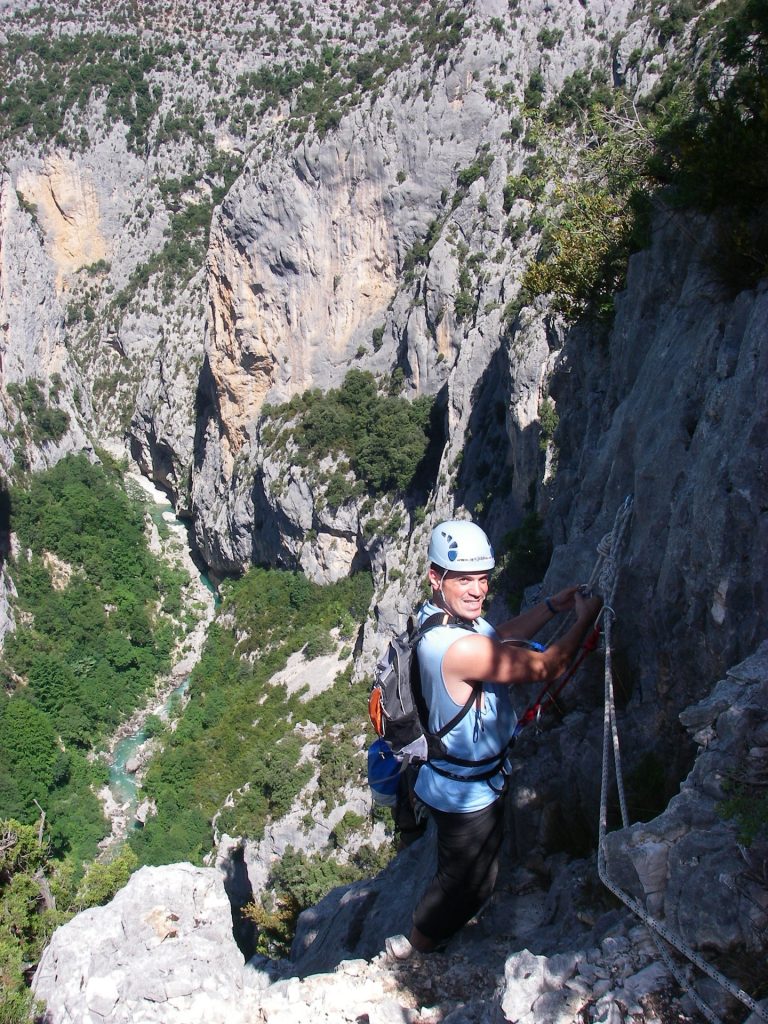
[386,519,602,958]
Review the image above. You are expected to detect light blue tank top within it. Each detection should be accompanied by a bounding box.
[413,601,517,812]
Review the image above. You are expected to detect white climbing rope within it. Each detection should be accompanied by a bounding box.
[595,496,768,1024]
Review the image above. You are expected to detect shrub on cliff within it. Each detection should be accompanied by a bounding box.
[0,31,161,151]
[644,0,768,287]
[0,819,142,1023]
[265,370,436,502]
[522,182,648,320]
[515,0,767,324]
[6,380,69,451]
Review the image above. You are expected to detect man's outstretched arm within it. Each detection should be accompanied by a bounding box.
[494,584,582,641]
[444,591,602,692]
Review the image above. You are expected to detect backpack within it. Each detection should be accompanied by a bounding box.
[368,611,479,766]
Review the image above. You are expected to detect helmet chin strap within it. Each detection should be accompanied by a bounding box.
[436,567,469,621]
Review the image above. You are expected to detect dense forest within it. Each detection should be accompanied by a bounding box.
[0,454,186,860]
[0,454,186,1019]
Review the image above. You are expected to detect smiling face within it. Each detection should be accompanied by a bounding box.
[428,565,490,620]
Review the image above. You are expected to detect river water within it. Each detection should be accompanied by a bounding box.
[108,677,190,812]
[99,469,217,846]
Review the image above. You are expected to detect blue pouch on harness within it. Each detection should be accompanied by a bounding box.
[367,737,400,806]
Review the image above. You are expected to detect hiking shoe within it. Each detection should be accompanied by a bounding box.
[384,934,415,960]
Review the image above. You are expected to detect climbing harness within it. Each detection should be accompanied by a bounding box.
[595,496,768,1024]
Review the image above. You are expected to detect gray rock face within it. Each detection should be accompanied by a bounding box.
[602,643,768,962]
[0,562,16,643]
[1,28,223,497]
[32,863,271,1024]
[291,827,438,974]
[0,174,95,648]
[189,0,645,580]
[128,285,205,509]
[0,174,92,478]
[544,216,768,715]
[470,220,768,874]
[5,129,180,442]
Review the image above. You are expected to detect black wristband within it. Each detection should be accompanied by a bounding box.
[545,597,557,615]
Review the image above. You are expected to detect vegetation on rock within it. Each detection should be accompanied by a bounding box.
[131,565,373,866]
[261,370,437,505]
[0,32,162,152]
[0,819,137,1024]
[643,0,768,287]
[246,840,392,957]
[6,380,70,462]
[0,455,184,867]
[515,0,768,322]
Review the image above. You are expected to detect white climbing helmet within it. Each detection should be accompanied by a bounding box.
[428,520,495,572]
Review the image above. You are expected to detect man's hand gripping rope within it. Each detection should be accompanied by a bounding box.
[514,586,604,738]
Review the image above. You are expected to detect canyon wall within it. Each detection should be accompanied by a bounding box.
[1,1,766,1020]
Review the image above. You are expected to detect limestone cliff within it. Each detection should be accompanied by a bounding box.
[544,215,768,717]
[0,173,95,635]
[0,174,92,476]
[191,0,641,577]
[15,155,108,290]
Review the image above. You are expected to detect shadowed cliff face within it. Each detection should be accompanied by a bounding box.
[543,216,768,717]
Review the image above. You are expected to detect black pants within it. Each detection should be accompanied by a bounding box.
[413,796,505,943]
[393,767,428,847]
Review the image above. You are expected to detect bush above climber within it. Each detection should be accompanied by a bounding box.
[386,518,602,959]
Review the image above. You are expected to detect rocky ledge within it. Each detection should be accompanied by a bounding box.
[34,644,768,1024]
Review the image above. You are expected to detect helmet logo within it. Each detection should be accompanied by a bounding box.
[441,530,459,561]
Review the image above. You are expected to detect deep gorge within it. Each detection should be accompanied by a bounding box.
[1,0,767,1021]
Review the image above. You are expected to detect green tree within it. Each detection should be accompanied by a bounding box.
[522,184,637,319]
[644,0,768,287]
[267,372,436,501]
[0,701,58,811]
[0,820,59,1023]
[74,847,138,910]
